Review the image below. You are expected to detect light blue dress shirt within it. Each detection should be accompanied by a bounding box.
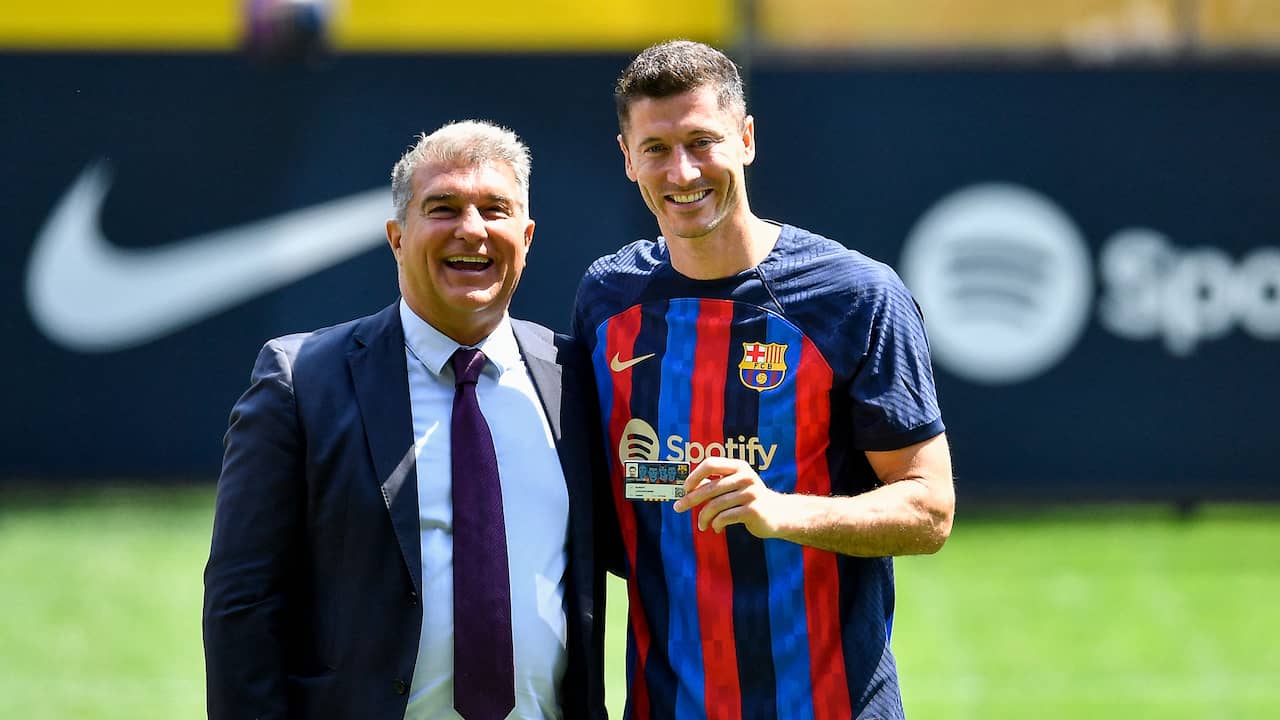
[399,299,569,720]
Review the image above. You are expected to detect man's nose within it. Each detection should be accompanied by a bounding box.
[456,206,486,239]
[667,146,701,186]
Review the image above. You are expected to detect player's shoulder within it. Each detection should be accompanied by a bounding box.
[760,224,926,365]
[765,223,908,299]
[582,237,668,282]
[574,237,669,335]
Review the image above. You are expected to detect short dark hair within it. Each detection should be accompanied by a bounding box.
[614,39,746,135]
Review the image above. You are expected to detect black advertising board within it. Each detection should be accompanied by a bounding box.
[3,53,1276,500]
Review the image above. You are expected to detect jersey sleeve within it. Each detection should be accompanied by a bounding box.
[846,271,945,452]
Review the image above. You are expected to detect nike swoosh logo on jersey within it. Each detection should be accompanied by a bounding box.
[610,352,656,372]
[26,162,391,353]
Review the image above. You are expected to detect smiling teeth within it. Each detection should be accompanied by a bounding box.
[670,191,709,204]
[446,255,489,263]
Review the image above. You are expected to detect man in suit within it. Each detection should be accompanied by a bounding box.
[204,120,606,720]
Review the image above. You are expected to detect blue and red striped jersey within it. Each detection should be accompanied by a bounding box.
[572,224,945,720]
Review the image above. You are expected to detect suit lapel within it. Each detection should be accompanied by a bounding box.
[348,303,422,594]
[513,320,600,701]
[513,319,563,441]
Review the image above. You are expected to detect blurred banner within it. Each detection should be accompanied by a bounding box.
[0,0,732,50]
[2,51,1277,501]
[6,1,1278,54]
[749,61,1279,501]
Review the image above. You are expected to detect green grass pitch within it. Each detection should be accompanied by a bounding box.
[1,485,1276,719]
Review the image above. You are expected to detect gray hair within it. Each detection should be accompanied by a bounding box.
[390,120,532,223]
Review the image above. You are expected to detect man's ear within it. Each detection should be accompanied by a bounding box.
[386,219,403,261]
[618,134,637,182]
[741,114,757,167]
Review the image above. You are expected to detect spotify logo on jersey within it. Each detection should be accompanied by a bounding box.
[901,183,1094,385]
[619,418,661,461]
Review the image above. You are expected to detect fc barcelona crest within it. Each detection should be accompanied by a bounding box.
[738,342,788,391]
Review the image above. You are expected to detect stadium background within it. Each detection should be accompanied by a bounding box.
[1,1,1277,718]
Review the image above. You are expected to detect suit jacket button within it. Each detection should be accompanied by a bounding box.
[392,678,408,695]
[408,590,419,607]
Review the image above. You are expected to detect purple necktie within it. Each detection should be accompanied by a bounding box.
[450,348,515,720]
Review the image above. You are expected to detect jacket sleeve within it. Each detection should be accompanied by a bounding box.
[203,339,305,720]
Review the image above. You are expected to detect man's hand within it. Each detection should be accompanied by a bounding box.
[670,433,953,557]
[672,456,798,538]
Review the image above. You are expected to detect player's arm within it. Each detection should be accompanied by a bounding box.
[674,432,953,556]
[203,340,304,719]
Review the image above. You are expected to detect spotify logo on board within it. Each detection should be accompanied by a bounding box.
[901,183,1094,385]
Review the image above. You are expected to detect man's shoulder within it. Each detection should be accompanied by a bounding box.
[762,224,923,363]
[510,316,587,370]
[510,316,554,343]
[261,303,400,366]
[771,223,902,290]
[510,316,558,357]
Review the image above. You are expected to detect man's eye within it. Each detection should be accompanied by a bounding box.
[483,207,511,219]
[643,144,667,155]
[692,138,715,149]
[426,206,456,217]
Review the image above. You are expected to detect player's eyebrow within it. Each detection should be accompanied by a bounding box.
[635,127,722,147]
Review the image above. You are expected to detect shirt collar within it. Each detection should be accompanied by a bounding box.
[399,298,519,380]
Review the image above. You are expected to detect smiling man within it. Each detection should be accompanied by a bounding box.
[204,120,607,720]
[573,41,955,720]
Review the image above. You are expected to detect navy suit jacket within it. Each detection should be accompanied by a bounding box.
[203,303,607,720]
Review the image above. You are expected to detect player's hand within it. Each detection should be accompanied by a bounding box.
[673,456,794,538]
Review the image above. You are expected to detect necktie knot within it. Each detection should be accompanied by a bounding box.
[451,347,487,387]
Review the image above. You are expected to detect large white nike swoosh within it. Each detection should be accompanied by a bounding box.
[26,162,392,352]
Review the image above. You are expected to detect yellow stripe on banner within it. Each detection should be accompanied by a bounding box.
[336,0,733,51]
[757,0,1182,50]
[0,0,734,51]
[1199,0,1280,47]
[0,1,238,49]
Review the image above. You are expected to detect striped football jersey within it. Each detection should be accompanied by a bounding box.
[572,224,945,720]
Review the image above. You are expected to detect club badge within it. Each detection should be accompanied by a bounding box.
[738,342,788,391]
